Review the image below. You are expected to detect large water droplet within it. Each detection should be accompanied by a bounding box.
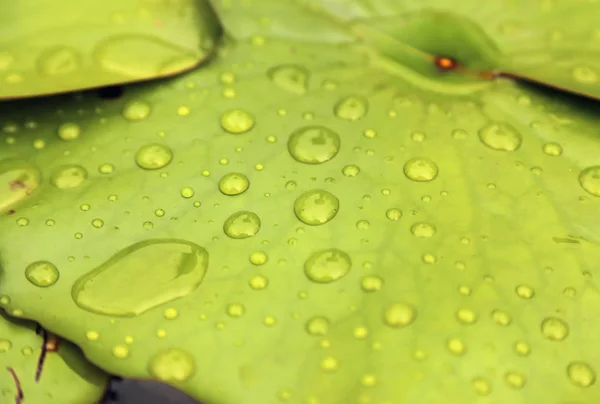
[268,64,309,94]
[579,166,600,197]
[288,126,340,164]
[403,158,439,182]
[71,239,209,317]
[478,122,522,151]
[294,189,339,225]
[220,109,255,134]
[334,95,368,120]
[540,317,569,341]
[223,211,261,239]
[135,144,173,170]
[24,261,59,287]
[218,173,250,196]
[0,158,41,214]
[304,248,351,283]
[567,362,596,388]
[50,165,87,189]
[122,101,151,121]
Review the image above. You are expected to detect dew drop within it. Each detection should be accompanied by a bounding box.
[218,172,250,196]
[0,158,41,214]
[249,275,268,290]
[72,239,209,317]
[492,309,512,326]
[122,100,151,121]
[304,248,351,283]
[342,164,360,177]
[572,66,598,84]
[294,189,339,226]
[478,122,522,151]
[514,341,531,356]
[334,95,368,120]
[227,303,246,318]
[148,348,195,382]
[361,275,383,292]
[410,222,436,238]
[98,163,114,174]
[472,377,491,396]
[57,122,81,141]
[223,211,261,239]
[220,109,255,134]
[540,317,569,341]
[306,316,329,336]
[504,371,526,389]
[579,166,600,197]
[268,64,309,94]
[447,337,466,355]
[135,143,173,170]
[383,302,416,328]
[180,187,195,198]
[320,355,339,372]
[515,284,535,299]
[385,208,402,221]
[24,261,59,287]
[0,339,12,352]
[403,158,438,182]
[288,126,340,164]
[50,165,87,189]
[567,362,596,388]
[249,251,268,266]
[456,308,478,325]
[112,344,129,358]
[543,142,563,156]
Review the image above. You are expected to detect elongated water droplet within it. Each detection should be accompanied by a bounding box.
[219,173,250,196]
[579,166,600,197]
[403,158,438,182]
[288,126,340,164]
[223,211,261,239]
[304,248,351,283]
[334,95,368,120]
[294,189,339,225]
[268,64,309,94]
[24,261,59,287]
[50,165,87,189]
[72,239,209,317]
[221,109,255,134]
[478,122,522,151]
[135,144,173,170]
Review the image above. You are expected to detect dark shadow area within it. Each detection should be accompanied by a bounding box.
[97,86,125,100]
[101,378,202,404]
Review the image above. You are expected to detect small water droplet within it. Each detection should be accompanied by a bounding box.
[304,248,351,283]
[135,144,173,170]
[249,275,268,290]
[220,109,255,134]
[288,126,340,164]
[472,377,491,396]
[383,302,416,328]
[385,208,402,221]
[268,64,309,94]
[447,337,467,355]
[478,122,522,151]
[456,308,478,325]
[227,303,246,318]
[112,344,129,358]
[403,158,438,182]
[50,165,88,189]
[0,158,41,214]
[567,362,596,388]
[410,222,436,238]
[24,261,59,287]
[180,187,195,198]
[515,284,535,299]
[334,95,368,120]
[492,309,512,326]
[361,275,383,292]
[514,341,531,356]
[98,163,114,174]
[249,251,268,266]
[540,317,569,341]
[148,348,195,382]
[293,189,339,226]
[218,172,250,196]
[122,100,151,121]
[579,166,600,197]
[0,339,12,352]
[57,122,81,141]
[306,316,329,336]
[543,142,563,156]
[223,211,261,239]
[86,330,100,341]
[572,66,598,84]
[72,239,209,317]
[342,164,360,177]
[504,371,526,389]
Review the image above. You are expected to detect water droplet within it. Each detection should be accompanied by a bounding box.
[98,163,114,174]
[268,64,309,94]
[572,66,598,84]
[306,316,329,336]
[24,261,59,287]
[288,126,340,164]
[472,377,491,396]
[50,165,87,189]
[543,142,563,156]
[383,302,416,328]
[567,362,596,388]
[72,239,209,317]
[0,158,41,214]
[223,211,261,239]
[135,144,173,170]
[249,251,268,266]
[38,47,80,76]
[514,341,531,356]
[148,348,195,382]
[57,122,81,141]
[447,337,467,355]
[410,222,436,238]
[491,309,512,326]
[334,95,368,120]
[112,344,129,358]
[249,275,268,290]
[504,371,526,389]
[227,303,246,318]
[220,109,255,134]
[294,189,339,226]
[180,187,195,198]
[403,158,439,182]
[515,285,535,299]
[16,217,29,226]
[540,317,569,341]
[218,172,250,196]
[342,164,360,177]
[361,275,383,292]
[122,100,151,121]
[86,330,100,341]
[579,166,600,197]
[304,248,351,283]
[478,122,522,151]
[0,339,12,352]
[456,308,478,325]
[163,308,178,320]
[385,208,402,221]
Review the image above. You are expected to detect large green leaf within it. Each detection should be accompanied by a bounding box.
[0,0,221,99]
[0,313,108,403]
[1,1,600,403]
